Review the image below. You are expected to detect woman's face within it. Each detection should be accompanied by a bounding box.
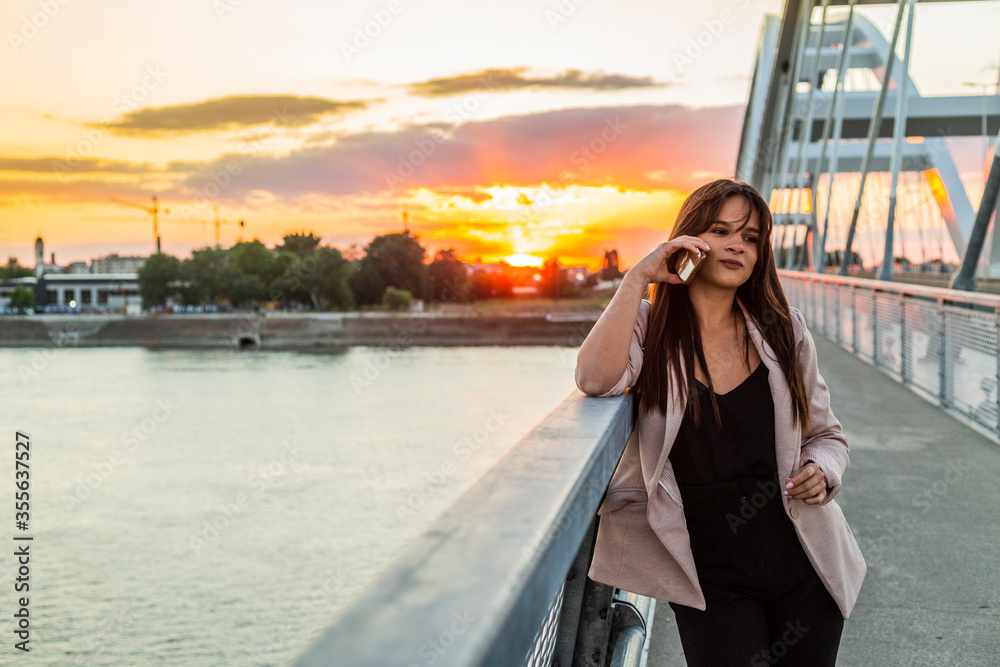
[693,195,760,289]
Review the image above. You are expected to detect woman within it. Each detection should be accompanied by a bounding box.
[575,178,866,666]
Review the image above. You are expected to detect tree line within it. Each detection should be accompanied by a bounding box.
[137,230,587,311]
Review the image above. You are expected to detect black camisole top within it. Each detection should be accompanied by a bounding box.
[667,360,776,487]
[666,359,815,591]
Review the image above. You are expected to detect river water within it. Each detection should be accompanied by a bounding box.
[0,345,580,665]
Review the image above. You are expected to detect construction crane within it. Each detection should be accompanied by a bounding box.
[110,196,168,253]
[103,200,246,251]
[197,206,246,249]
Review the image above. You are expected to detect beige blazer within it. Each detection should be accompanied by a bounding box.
[576,295,867,619]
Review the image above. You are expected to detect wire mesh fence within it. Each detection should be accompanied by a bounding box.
[779,270,1000,444]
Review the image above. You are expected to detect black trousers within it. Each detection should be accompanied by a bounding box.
[667,474,845,666]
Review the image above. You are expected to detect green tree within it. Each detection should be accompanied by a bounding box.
[137,253,182,309]
[8,286,35,313]
[269,250,311,305]
[270,247,353,310]
[349,230,426,306]
[1,258,34,280]
[218,263,263,307]
[302,246,354,311]
[224,270,263,307]
[428,249,469,303]
[277,232,322,260]
[348,259,385,306]
[173,270,202,307]
[273,250,299,284]
[183,247,229,304]
[229,239,278,293]
[382,286,412,311]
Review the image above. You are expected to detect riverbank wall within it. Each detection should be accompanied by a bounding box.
[0,312,601,350]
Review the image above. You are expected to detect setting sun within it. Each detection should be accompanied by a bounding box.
[502,253,545,267]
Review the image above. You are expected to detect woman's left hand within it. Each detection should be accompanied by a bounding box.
[783,462,828,505]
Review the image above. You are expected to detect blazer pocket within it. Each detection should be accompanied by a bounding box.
[597,486,648,516]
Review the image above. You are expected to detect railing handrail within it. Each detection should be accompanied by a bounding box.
[289,389,634,666]
[777,268,1000,309]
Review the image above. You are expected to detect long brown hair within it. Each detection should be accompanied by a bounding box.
[634,178,810,432]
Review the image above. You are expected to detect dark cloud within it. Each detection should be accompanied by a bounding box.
[408,67,665,97]
[164,102,743,202]
[0,157,155,173]
[99,95,369,135]
[0,178,154,202]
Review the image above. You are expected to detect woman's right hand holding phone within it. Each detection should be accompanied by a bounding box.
[578,236,709,395]
[630,235,712,285]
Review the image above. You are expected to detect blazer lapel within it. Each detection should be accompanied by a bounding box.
[645,297,800,498]
[645,352,688,501]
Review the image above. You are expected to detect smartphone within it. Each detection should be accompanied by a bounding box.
[673,249,706,285]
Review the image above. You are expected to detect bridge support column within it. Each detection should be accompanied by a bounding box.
[789,0,831,271]
[951,125,1000,291]
[763,0,813,200]
[815,0,857,273]
[879,0,918,282]
[838,0,908,276]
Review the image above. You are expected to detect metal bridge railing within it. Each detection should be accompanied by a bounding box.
[287,389,657,667]
[779,269,1000,445]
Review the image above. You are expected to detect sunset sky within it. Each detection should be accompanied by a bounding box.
[2,0,999,271]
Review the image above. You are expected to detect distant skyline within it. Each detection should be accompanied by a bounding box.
[2,0,998,271]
